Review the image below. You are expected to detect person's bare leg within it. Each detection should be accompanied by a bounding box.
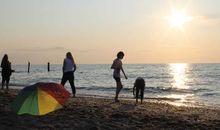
[5,79,9,93]
[115,82,122,102]
[136,88,140,104]
[5,83,8,93]
[69,80,75,97]
[5,78,10,92]
[140,88,144,104]
[1,83,4,90]
[1,79,5,90]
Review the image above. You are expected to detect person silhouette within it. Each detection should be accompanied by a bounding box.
[1,54,14,91]
[61,52,77,97]
[111,51,127,102]
[133,77,145,104]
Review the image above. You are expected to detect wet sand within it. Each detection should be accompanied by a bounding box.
[0,89,220,130]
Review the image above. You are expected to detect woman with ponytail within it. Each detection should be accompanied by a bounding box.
[61,52,77,97]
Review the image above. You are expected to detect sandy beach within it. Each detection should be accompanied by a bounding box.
[0,89,220,130]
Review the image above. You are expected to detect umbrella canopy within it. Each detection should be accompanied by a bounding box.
[11,82,70,115]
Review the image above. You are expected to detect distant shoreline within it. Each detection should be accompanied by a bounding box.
[11,63,220,65]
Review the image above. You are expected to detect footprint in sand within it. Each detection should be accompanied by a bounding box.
[118,104,136,112]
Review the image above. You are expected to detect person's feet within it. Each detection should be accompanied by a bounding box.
[115,98,120,103]
[5,90,8,94]
[6,85,8,90]
[72,94,75,98]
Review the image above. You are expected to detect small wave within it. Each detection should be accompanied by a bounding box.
[201,92,220,97]
[145,76,171,79]
[77,86,125,91]
[193,88,213,93]
[77,86,192,94]
[145,97,181,101]
[6,83,29,87]
[75,86,196,94]
[151,87,193,94]
[202,93,215,97]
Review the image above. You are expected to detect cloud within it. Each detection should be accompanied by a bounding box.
[17,46,67,52]
[78,49,98,53]
[191,14,220,27]
[194,14,220,21]
[136,49,153,53]
[205,14,220,19]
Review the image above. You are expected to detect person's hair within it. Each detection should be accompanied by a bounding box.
[66,52,74,63]
[1,54,9,67]
[117,51,124,58]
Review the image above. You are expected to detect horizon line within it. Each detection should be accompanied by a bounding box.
[12,63,220,65]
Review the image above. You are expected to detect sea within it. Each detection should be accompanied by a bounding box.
[3,64,220,108]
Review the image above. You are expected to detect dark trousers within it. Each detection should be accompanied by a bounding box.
[2,76,10,84]
[61,71,75,94]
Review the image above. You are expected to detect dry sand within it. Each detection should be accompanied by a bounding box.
[0,89,220,130]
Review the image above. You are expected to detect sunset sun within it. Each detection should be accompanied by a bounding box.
[168,10,192,28]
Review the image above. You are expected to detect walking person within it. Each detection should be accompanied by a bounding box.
[61,52,77,97]
[111,51,127,102]
[1,54,14,91]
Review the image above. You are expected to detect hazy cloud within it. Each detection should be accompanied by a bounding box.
[136,49,153,53]
[78,49,98,53]
[17,46,67,52]
[194,14,220,21]
[191,14,220,27]
[205,14,220,19]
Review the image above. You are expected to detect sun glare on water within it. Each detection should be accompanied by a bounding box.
[169,63,189,89]
[168,10,192,28]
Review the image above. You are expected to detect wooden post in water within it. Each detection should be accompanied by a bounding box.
[48,62,50,72]
[28,62,30,73]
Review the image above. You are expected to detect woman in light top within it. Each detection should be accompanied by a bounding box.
[61,52,77,97]
[111,51,127,102]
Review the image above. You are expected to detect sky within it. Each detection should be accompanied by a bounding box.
[0,0,220,64]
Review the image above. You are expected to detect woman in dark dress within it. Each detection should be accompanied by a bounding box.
[1,54,13,90]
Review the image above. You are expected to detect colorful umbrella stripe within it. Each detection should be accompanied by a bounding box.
[11,82,70,115]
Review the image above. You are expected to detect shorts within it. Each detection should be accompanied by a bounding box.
[113,76,121,82]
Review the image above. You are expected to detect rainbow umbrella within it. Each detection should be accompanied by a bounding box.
[11,82,70,115]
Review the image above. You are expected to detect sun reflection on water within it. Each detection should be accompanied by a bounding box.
[170,63,188,89]
[165,63,194,106]
[165,94,195,107]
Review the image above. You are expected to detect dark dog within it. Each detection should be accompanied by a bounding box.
[133,77,145,104]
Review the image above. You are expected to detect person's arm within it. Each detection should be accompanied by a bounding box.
[133,83,136,96]
[73,64,76,72]
[121,66,127,79]
[62,60,65,73]
[73,58,76,72]
[9,62,15,72]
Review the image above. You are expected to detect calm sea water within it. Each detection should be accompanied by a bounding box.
[4,64,220,107]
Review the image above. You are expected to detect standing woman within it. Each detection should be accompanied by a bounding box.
[1,54,13,91]
[61,52,77,97]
